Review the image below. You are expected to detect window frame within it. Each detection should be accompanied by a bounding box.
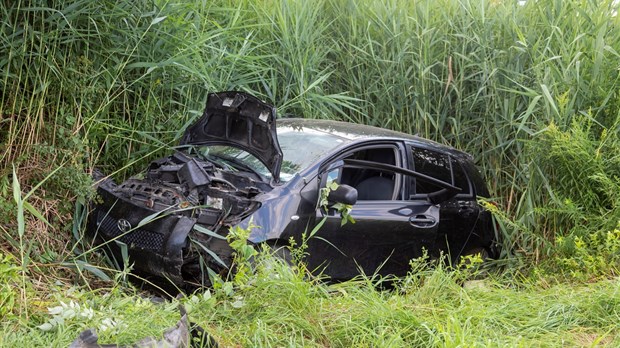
[319,142,406,202]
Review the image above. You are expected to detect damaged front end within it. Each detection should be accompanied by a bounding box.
[89,151,266,289]
[87,92,281,290]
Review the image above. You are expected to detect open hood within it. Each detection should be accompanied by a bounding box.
[180,91,283,181]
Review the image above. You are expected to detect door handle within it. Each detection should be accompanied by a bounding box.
[409,215,437,228]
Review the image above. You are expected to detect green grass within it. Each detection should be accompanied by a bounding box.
[1,254,619,347]
[2,0,620,346]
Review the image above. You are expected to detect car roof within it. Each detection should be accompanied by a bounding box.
[277,118,471,159]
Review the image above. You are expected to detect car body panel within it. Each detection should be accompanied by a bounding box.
[89,183,196,285]
[308,202,439,280]
[180,91,283,181]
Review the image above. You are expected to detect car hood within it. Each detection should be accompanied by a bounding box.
[180,91,283,181]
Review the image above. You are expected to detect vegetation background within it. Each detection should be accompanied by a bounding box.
[1,0,620,346]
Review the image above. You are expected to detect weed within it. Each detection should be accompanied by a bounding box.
[555,224,620,280]
[0,253,19,319]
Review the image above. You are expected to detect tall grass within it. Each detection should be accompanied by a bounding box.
[2,0,620,283]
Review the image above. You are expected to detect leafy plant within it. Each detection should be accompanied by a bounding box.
[319,180,355,226]
[226,220,259,286]
[555,224,620,280]
[0,253,19,320]
[525,117,620,273]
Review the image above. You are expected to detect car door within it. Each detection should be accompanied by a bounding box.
[407,145,481,259]
[305,143,442,280]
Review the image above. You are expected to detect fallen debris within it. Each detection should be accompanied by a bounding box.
[68,306,218,348]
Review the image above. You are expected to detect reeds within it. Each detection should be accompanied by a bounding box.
[2,0,620,266]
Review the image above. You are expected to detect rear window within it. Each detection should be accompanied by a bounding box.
[410,147,471,196]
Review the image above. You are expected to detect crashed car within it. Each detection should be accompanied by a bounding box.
[88,91,498,289]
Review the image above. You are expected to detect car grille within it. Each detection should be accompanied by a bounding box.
[97,211,165,252]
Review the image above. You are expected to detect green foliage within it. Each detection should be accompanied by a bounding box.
[0,253,19,319]
[319,180,355,226]
[226,220,259,286]
[9,251,620,347]
[534,120,620,225]
[556,225,620,280]
[16,287,181,346]
[0,175,13,225]
[524,117,620,276]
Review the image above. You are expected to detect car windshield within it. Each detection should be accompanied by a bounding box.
[191,126,348,182]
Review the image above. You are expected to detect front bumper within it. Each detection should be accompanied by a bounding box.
[87,184,233,289]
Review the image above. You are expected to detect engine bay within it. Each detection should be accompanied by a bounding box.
[112,151,269,222]
[89,150,272,289]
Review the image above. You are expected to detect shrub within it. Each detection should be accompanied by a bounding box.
[527,116,620,277]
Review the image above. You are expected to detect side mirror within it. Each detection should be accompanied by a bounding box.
[328,184,358,206]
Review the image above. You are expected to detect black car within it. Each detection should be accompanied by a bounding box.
[88,91,498,289]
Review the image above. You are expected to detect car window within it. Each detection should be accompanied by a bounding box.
[412,148,451,194]
[277,127,348,181]
[410,147,471,196]
[194,145,272,179]
[327,146,401,201]
[188,128,349,183]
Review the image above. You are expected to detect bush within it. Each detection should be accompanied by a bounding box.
[527,117,620,277]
